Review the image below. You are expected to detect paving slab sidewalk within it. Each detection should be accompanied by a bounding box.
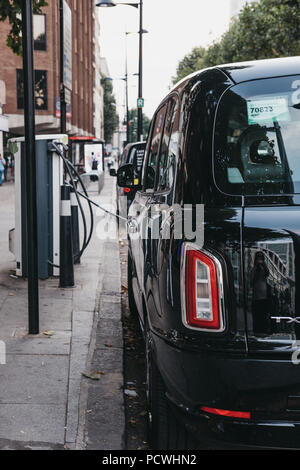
[0,174,124,450]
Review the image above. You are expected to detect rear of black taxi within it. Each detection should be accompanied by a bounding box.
[118,56,300,449]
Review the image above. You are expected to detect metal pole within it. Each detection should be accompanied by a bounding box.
[21,0,39,334]
[60,0,66,134]
[137,0,143,141]
[125,36,129,144]
[59,185,75,288]
[70,187,80,264]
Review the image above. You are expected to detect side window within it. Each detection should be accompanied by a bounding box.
[144,104,167,190]
[17,69,48,110]
[157,96,179,192]
[131,144,145,179]
[33,14,46,51]
[128,147,136,164]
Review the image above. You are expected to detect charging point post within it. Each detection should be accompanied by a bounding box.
[59,185,75,288]
[71,186,80,264]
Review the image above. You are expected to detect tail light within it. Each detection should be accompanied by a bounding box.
[182,247,224,332]
[123,187,131,194]
[201,407,250,419]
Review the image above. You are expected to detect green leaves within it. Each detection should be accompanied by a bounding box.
[101,76,119,143]
[127,108,151,143]
[0,0,48,56]
[172,0,300,84]
[172,47,206,84]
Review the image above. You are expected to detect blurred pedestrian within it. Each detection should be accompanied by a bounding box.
[107,155,114,171]
[10,155,15,181]
[90,152,99,182]
[3,153,10,181]
[91,152,98,170]
[0,154,6,186]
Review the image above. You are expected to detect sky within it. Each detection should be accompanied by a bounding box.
[98,0,232,124]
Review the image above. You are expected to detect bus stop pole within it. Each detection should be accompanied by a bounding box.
[21,0,39,334]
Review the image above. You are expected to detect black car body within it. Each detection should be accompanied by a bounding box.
[118,56,300,449]
[116,141,146,214]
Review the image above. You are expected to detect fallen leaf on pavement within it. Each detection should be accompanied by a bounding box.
[82,372,103,380]
[43,330,54,337]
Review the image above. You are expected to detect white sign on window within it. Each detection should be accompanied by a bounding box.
[247,96,290,125]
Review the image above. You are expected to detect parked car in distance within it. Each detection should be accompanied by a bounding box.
[117,56,300,449]
[114,141,146,214]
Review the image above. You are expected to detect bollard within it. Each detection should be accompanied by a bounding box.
[70,187,80,264]
[59,185,75,288]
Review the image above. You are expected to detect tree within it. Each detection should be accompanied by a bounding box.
[0,0,48,56]
[101,77,119,143]
[172,0,300,84]
[209,0,300,64]
[172,46,206,84]
[127,108,151,143]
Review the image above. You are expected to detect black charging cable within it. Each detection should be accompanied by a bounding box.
[50,141,90,258]
[49,140,127,260]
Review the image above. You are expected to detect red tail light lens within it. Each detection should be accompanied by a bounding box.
[184,249,222,331]
[123,187,131,194]
[201,407,250,419]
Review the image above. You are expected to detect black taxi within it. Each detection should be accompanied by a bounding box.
[117,56,300,449]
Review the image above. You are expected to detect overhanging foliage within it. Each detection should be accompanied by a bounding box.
[172,0,300,84]
[0,0,48,56]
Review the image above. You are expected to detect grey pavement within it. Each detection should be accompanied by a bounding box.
[0,174,124,450]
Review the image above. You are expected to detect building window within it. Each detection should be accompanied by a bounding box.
[17,69,48,110]
[33,14,46,51]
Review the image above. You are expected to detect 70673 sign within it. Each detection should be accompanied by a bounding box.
[247,96,290,124]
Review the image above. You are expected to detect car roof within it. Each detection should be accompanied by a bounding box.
[217,56,300,84]
[171,56,300,94]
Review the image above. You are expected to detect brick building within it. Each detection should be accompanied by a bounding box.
[0,0,104,139]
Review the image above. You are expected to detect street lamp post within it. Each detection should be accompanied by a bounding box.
[124,32,130,145]
[21,0,39,334]
[96,0,145,141]
[137,0,143,141]
[60,0,67,134]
